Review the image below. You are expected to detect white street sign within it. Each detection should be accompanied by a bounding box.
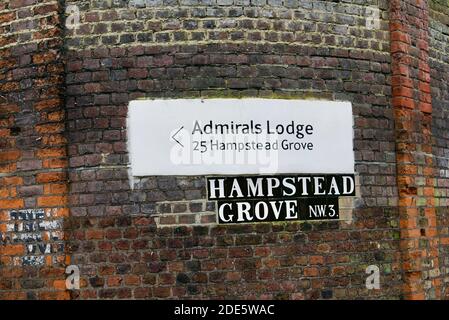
[127,99,354,176]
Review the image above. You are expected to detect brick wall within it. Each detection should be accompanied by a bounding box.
[0,0,448,300]
[430,0,449,299]
[0,0,69,299]
[64,0,402,300]
[390,0,440,300]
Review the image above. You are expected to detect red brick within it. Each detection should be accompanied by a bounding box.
[34,98,61,111]
[0,82,19,92]
[86,229,104,240]
[0,199,24,209]
[0,150,20,162]
[0,104,19,115]
[33,3,58,15]
[44,183,68,195]
[0,163,16,174]
[153,287,171,298]
[9,0,38,9]
[392,97,415,109]
[0,292,27,300]
[47,110,65,122]
[35,123,65,134]
[0,12,15,24]
[419,102,432,114]
[37,195,67,207]
[42,134,66,146]
[0,244,24,255]
[124,275,141,286]
[107,276,122,287]
[134,288,152,299]
[390,31,411,44]
[43,158,68,169]
[36,172,66,183]
[304,267,319,277]
[37,148,66,159]
[106,228,122,239]
[38,291,70,300]
[53,280,66,290]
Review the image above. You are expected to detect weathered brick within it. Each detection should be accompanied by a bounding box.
[0,199,24,209]
[0,0,447,301]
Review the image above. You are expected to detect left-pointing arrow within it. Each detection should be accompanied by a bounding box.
[171,126,184,147]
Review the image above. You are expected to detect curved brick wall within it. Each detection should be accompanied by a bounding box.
[430,0,449,300]
[0,0,448,299]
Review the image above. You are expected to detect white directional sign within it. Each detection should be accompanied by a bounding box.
[127,99,354,176]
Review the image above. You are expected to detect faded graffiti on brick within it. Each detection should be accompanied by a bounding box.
[4,209,65,266]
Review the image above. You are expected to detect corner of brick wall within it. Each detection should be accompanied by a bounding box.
[0,0,70,299]
[429,0,449,300]
[390,0,442,300]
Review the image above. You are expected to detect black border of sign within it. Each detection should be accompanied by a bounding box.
[205,174,355,225]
